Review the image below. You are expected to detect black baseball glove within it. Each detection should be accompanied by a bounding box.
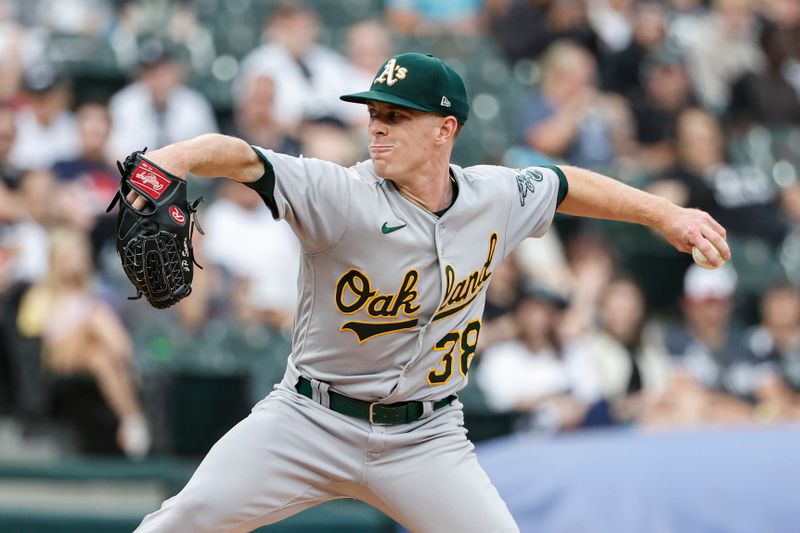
[106,149,203,309]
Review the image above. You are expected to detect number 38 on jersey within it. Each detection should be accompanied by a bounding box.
[427,319,481,386]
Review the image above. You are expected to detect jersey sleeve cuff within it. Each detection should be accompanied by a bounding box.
[547,165,569,207]
[245,146,279,219]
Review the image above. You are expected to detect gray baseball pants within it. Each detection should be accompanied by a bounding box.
[134,384,518,532]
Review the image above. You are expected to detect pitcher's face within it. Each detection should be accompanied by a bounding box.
[366,101,444,183]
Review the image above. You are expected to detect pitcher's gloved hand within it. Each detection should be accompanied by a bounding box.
[106,149,203,309]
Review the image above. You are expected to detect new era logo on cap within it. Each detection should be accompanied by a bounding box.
[440,96,451,107]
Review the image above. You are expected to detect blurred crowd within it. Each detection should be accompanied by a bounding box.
[0,0,798,459]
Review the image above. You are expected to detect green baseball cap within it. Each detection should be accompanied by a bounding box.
[340,53,469,124]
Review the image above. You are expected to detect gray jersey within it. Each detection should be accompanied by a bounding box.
[248,147,567,403]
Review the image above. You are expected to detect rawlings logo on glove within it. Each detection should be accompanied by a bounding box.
[106,149,203,309]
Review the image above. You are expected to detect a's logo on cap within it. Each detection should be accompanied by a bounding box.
[440,96,451,107]
[374,58,408,87]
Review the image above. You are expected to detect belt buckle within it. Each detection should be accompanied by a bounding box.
[368,402,389,425]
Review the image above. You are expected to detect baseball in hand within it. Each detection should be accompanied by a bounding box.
[692,244,726,269]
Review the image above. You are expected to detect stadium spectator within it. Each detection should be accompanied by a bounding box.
[514,229,571,293]
[664,0,709,51]
[489,0,549,63]
[479,254,524,351]
[683,0,763,114]
[587,0,636,55]
[490,0,599,63]
[385,0,483,36]
[2,169,51,284]
[52,103,117,218]
[747,283,800,419]
[51,102,120,263]
[601,1,669,99]
[760,0,800,53]
[15,226,150,457]
[727,21,800,129]
[108,37,218,158]
[582,277,671,422]
[648,264,757,426]
[240,2,358,130]
[9,66,79,171]
[557,233,616,341]
[629,45,696,173]
[112,0,215,71]
[203,180,300,332]
[343,20,394,129]
[228,72,299,156]
[346,20,393,83]
[651,108,786,248]
[477,282,601,432]
[519,40,622,171]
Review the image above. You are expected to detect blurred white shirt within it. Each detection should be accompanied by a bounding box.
[9,107,79,170]
[108,82,218,159]
[240,43,363,128]
[203,198,300,312]
[477,340,601,412]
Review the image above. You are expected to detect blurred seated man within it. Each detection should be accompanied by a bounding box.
[628,45,697,173]
[52,102,117,213]
[582,276,671,422]
[520,41,629,173]
[239,2,357,130]
[684,0,762,114]
[601,1,668,98]
[346,20,393,88]
[227,72,299,155]
[747,283,800,420]
[645,264,757,427]
[490,0,599,63]
[9,65,79,171]
[52,102,120,259]
[203,180,300,332]
[1,169,53,284]
[727,21,800,129]
[342,20,394,130]
[476,282,601,432]
[15,226,150,457]
[108,37,218,158]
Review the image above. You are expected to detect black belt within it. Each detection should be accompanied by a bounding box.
[296,377,455,425]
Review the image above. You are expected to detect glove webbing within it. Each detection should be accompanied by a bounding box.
[124,196,205,304]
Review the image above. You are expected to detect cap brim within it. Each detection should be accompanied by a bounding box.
[340,90,435,114]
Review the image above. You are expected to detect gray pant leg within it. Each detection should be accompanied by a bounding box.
[135,389,367,533]
[365,406,519,533]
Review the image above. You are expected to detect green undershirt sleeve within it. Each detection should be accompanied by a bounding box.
[244,146,279,219]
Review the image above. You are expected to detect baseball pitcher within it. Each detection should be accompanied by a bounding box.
[130,53,730,532]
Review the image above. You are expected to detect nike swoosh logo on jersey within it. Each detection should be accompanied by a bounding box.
[381,222,407,234]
